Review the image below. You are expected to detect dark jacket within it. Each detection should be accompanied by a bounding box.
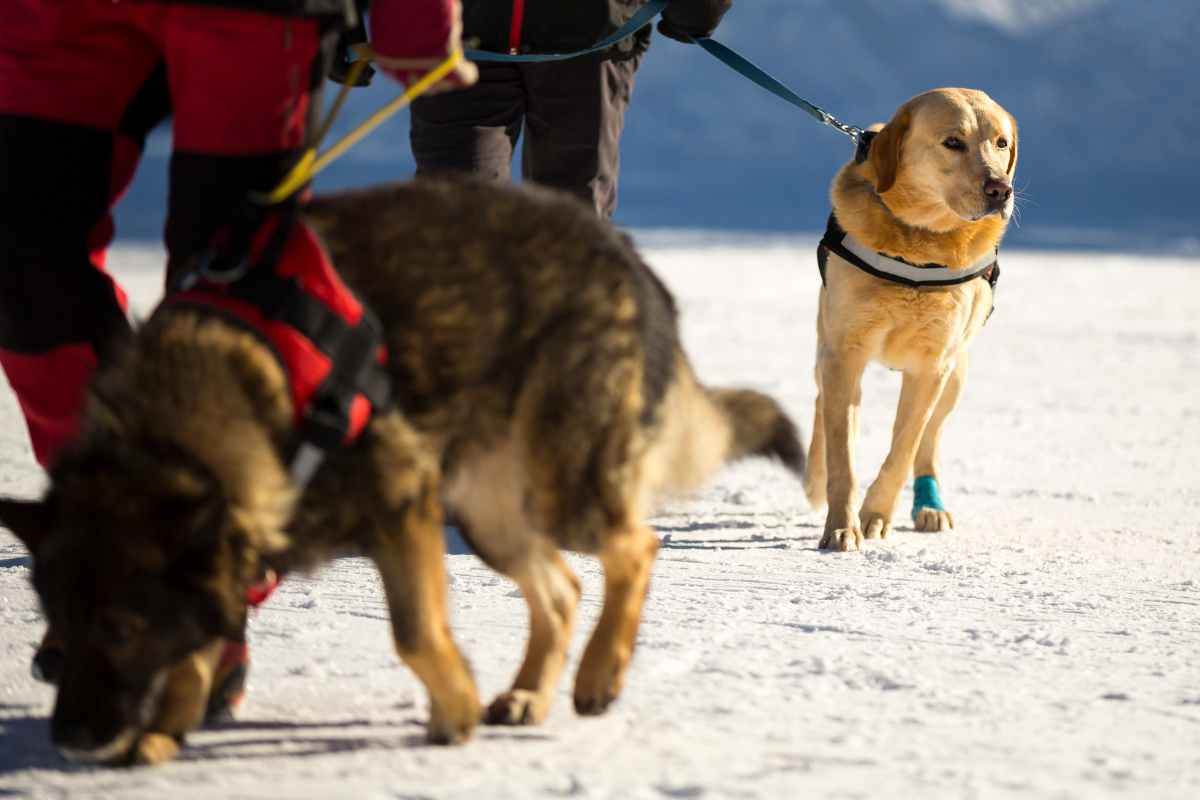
[463,0,731,60]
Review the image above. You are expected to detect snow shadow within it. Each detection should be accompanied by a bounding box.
[659,535,797,551]
[0,712,68,775]
[655,517,820,551]
[180,718,553,763]
[181,731,432,762]
[655,520,761,533]
[0,712,554,775]
[443,524,473,556]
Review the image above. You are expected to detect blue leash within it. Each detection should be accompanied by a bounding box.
[464,1,863,146]
[690,37,863,143]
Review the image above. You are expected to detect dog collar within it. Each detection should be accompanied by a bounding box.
[818,213,999,290]
[163,210,391,487]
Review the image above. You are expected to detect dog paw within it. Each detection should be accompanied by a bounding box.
[913,507,954,532]
[484,690,549,726]
[573,650,629,716]
[573,689,616,717]
[132,733,181,767]
[426,699,479,745]
[819,526,862,552]
[860,511,892,540]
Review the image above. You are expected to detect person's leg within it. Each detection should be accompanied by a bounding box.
[0,1,165,468]
[0,1,167,686]
[161,5,338,285]
[409,62,525,182]
[160,5,339,718]
[521,54,640,217]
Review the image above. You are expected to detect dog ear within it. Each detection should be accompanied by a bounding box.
[869,106,911,194]
[0,497,51,555]
[1005,111,1019,178]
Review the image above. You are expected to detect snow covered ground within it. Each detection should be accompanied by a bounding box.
[2,239,1198,798]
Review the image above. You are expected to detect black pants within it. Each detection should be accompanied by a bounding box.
[409,54,640,218]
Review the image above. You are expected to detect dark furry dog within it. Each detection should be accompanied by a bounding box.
[0,178,803,765]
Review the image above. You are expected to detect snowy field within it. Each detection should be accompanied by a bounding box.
[2,238,1199,798]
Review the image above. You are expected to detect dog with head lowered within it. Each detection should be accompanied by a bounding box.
[803,87,1018,551]
[0,178,803,765]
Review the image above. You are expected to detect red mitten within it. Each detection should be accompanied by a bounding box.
[370,0,478,93]
[245,569,280,607]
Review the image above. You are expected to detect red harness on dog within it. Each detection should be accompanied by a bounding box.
[165,209,391,485]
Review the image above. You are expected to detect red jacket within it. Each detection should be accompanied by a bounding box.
[168,0,461,65]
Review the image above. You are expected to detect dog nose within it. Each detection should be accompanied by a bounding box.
[984,178,1013,205]
[52,695,131,762]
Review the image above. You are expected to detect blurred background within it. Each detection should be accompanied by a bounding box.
[116,0,1200,252]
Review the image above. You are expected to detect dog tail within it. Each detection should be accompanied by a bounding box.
[647,353,805,498]
[706,386,806,477]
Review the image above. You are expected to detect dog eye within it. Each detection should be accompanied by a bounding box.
[997,137,1009,149]
[942,137,966,151]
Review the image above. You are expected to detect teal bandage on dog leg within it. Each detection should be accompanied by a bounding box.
[912,475,945,522]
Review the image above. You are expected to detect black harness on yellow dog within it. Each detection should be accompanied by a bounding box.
[818,129,1001,295]
[817,214,1000,292]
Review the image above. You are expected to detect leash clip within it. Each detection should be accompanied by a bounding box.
[177,201,292,293]
[193,250,254,286]
[172,250,252,293]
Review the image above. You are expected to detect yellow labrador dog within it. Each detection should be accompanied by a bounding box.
[803,88,1018,551]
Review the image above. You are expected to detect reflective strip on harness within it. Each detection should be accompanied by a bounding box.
[818,214,999,291]
[839,231,995,285]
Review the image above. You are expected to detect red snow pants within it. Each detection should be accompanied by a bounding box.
[0,1,335,466]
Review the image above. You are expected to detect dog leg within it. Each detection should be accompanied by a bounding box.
[803,361,828,510]
[573,523,659,715]
[818,349,869,551]
[485,543,580,725]
[373,489,480,745]
[860,368,952,539]
[133,640,224,766]
[911,354,967,532]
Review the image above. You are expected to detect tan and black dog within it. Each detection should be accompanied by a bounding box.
[0,178,803,765]
[803,88,1018,551]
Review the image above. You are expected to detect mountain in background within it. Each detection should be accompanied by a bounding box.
[117,0,1199,250]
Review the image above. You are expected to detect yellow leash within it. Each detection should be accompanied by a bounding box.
[262,48,465,205]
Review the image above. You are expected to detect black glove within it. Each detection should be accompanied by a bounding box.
[328,1,375,86]
[657,0,733,43]
[329,47,375,87]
